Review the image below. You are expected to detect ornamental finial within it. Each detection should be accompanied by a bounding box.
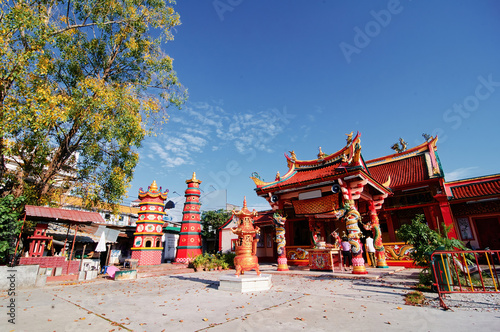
[150,180,158,191]
[186,172,202,184]
[346,131,353,145]
[317,146,327,159]
[232,196,257,218]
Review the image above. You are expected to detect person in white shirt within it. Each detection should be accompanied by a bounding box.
[365,235,376,268]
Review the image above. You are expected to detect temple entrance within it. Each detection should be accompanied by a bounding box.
[474,217,500,250]
[292,220,311,246]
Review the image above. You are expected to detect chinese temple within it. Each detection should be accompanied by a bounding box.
[174,172,203,263]
[251,132,391,273]
[248,132,500,269]
[131,181,168,266]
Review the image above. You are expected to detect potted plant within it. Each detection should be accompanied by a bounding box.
[192,254,205,272]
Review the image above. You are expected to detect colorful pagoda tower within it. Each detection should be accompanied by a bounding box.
[131,181,168,266]
[174,172,203,263]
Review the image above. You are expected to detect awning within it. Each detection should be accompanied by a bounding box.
[46,223,114,243]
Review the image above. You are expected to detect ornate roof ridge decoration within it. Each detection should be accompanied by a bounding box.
[250,132,362,188]
[366,136,438,167]
[138,180,169,199]
[285,131,361,168]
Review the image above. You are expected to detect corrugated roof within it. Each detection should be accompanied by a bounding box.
[47,223,113,243]
[449,178,500,200]
[367,155,429,188]
[59,195,140,215]
[25,205,105,224]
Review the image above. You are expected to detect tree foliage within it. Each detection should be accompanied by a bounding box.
[201,209,232,239]
[0,195,25,265]
[397,214,465,268]
[0,0,186,209]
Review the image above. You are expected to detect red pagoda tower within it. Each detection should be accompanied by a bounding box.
[175,172,203,263]
[131,180,168,266]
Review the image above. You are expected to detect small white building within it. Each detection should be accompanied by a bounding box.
[218,215,238,253]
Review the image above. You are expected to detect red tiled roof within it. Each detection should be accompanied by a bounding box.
[253,211,274,226]
[260,163,343,192]
[25,205,105,224]
[449,179,500,200]
[367,155,429,188]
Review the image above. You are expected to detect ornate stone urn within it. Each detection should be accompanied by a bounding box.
[231,197,261,276]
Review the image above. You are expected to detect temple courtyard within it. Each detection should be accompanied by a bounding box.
[2,265,499,332]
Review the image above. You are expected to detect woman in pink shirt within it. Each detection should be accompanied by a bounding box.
[341,237,352,270]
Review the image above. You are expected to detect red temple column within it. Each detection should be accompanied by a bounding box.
[175,172,203,263]
[384,212,397,242]
[434,193,458,239]
[131,180,168,266]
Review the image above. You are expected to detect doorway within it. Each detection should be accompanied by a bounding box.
[474,217,500,250]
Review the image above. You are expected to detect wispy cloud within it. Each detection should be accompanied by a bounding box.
[446,167,479,181]
[143,102,294,165]
[148,142,189,167]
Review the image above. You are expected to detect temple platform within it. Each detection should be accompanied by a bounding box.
[218,272,272,293]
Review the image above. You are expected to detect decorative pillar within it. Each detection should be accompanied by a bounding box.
[231,197,261,276]
[174,172,203,263]
[339,178,367,274]
[344,202,367,274]
[273,212,289,271]
[131,180,168,266]
[368,201,388,268]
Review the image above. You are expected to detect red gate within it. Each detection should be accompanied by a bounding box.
[431,249,500,310]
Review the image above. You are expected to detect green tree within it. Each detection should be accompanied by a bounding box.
[201,209,232,252]
[0,195,25,265]
[397,214,466,285]
[0,0,186,209]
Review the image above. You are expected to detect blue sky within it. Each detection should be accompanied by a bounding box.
[125,0,500,214]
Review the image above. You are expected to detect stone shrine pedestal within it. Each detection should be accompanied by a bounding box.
[218,272,272,293]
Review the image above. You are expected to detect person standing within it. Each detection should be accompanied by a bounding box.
[365,235,376,268]
[340,237,352,270]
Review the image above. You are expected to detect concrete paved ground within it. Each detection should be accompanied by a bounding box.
[1,265,499,332]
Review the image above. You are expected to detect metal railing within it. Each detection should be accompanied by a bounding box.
[431,249,500,310]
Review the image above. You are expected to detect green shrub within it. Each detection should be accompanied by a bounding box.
[221,252,236,267]
[397,214,466,285]
[0,195,25,265]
